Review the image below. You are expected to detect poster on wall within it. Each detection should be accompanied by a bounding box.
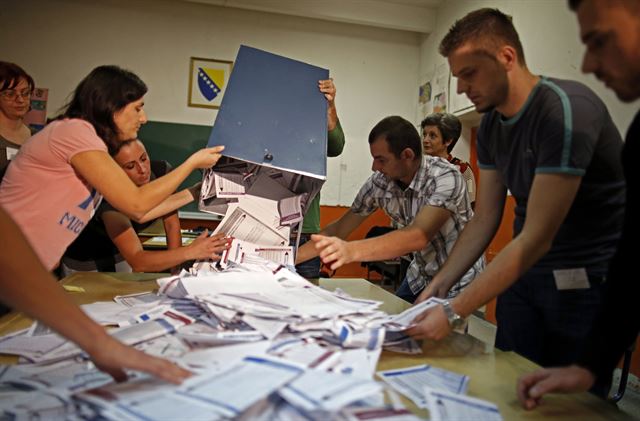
[418,79,432,120]
[417,63,449,122]
[432,63,448,114]
[23,88,48,132]
[188,57,234,109]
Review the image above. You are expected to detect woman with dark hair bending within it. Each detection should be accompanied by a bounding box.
[0,65,223,270]
[0,65,224,382]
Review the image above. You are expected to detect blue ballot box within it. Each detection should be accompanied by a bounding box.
[208,45,329,177]
[199,46,329,245]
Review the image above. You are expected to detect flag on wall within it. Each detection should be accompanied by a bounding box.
[188,57,233,109]
[197,67,224,101]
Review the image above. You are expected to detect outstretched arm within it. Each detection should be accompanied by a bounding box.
[408,172,582,341]
[104,211,230,272]
[72,146,224,221]
[295,210,367,264]
[314,205,450,270]
[0,207,191,383]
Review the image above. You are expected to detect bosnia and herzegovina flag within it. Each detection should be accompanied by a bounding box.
[197,67,224,101]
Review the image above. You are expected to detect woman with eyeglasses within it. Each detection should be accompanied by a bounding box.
[0,61,34,178]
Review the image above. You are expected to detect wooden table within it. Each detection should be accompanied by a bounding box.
[0,273,632,420]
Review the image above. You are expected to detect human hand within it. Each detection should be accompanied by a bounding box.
[319,78,336,102]
[88,334,191,384]
[188,146,225,170]
[319,79,338,131]
[187,231,231,261]
[312,234,354,270]
[405,304,452,341]
[414,277,452,304]
[517,365,595,410]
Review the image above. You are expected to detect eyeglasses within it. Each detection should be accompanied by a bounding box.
[0,89,32,101]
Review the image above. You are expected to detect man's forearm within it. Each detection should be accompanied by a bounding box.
[349,227,426,262]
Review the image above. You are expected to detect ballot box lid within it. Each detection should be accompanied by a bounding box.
[207,45,329,179]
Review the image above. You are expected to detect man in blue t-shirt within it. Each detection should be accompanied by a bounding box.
[406,8,625,392]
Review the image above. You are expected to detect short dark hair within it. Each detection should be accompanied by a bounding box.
[420,113,462,153]
[0,61,35,93]
[439,8,526,66]
[368,116,421,159]
[61,65,147,154]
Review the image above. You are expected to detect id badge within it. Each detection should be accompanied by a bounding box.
[553,268,590,290]
[6,146,18,160]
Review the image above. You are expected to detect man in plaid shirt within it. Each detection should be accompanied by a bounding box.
[296,115,484,302]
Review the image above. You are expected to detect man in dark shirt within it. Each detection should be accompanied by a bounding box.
[406,8,625,389]
[517,0,640,407]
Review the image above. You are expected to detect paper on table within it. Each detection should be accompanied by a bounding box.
[113,292,161,307]
[242,314,288,340]
[176,340,272,372]
[267,339,340,370]
[381,297,444,331]
[0,332,68,360]
[334,347,382,379]
[279,368,382,412]
[179,356,304,418]
[424,386,502,421]
[377,364,469,408]
[342,406,421,421]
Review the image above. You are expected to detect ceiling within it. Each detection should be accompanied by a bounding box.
[181,0,444,34]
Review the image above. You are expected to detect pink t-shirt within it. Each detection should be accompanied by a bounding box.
[0,119,107,270]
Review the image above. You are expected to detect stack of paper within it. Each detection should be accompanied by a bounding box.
[0,261,502,420]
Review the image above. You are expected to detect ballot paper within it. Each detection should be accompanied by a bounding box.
[1,389,74,420]
[424,386,502,421]
[333,347,382,379]
[179,356,304,418]
[267,338,341,370]
[380,297,445,331]
[113,292,161,307]
[176,341,272,373]
[0,331,67,361]
[222,238,294,267]
[0,259,482,420]
[377,364,469,409]
[342,406,422,421]
[177,321,265,346]
[213,204,288,246]
[279,368,382,412]
[214,172,246,197]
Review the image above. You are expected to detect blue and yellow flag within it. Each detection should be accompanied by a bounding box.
[197,67,225,101]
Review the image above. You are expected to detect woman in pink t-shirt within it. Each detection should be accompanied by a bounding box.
[0,65,223,270]
[0,65,224,383]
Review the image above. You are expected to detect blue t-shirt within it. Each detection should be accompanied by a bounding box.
[477,77,625,273]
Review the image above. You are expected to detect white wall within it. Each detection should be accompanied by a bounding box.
[0,0,421,206]
[419,0,639,163]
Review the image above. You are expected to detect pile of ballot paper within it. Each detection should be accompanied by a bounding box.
[198,159,324,269]
[0,259,502,420]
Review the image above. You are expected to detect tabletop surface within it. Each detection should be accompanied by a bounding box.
[0,273,631,420]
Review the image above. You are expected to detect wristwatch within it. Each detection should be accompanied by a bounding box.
[441,300,465,330]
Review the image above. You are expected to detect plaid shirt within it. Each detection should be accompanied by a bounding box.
[352,155,484,297]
